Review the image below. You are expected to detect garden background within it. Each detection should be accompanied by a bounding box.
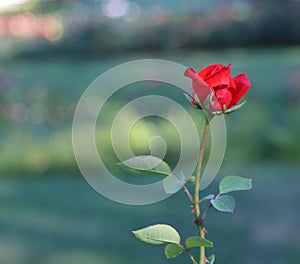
[0,0,299,263]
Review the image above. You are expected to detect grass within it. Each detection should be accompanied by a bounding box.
[0,164,299,264]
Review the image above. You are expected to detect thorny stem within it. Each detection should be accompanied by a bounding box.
[193,117,210,264]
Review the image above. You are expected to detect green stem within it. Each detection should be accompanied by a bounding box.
[186,249,198,264]
[202,204,212,221]
[193,117,210,264]
[191,256,198,264]
[179,244,197,264]
[199,228,206,264]
[183,184,194,205]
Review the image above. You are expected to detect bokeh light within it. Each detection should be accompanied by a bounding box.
[101,0,130,19]
[0,0,29,12]
[8,102,29,123]
[8,13,37,37]
[42,16,64,42]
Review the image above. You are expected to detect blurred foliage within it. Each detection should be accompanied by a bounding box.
[0,47,300,176]
[0,1,299,177]
[0,0,300,58]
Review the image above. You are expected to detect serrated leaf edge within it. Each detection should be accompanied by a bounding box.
[132,224,181,244]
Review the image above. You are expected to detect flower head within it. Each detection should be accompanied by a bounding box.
[184,64,251,114]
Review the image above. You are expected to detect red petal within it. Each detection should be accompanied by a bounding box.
[198,64,223,79]
[229,76,236,89]
[232,74,251,104]
[184,68,212,104]
[184,67,197,78]
[213,87,233,111]
[200,64,231,88]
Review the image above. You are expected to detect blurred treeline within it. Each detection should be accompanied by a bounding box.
[0,0,300,177]
[0,0,299,58]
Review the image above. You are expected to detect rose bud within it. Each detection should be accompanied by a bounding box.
[184,64,251,115]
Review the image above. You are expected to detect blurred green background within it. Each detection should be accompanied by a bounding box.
[0,0,300,263]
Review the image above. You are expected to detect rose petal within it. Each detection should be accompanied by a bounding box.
[200,64,231,88]
[184,67,197,78]
[232,74,251,104]
[213,87,233,111]
[229,76,236,89]
[198,64,223,79]
[184,68,212,105]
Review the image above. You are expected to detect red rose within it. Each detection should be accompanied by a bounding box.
[184,64,251,114]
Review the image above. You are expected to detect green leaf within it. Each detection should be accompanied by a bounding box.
[219,176,252,194]
[163,174,186,194]
[199,194,215,204]
[185,236,213,248]
[211,195,235,213]
[118,155,171,176]
[132,224,181,245]
[164,244,184,259]
[207,254,215,264]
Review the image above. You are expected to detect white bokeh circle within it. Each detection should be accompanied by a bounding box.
[72,59,227,205]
